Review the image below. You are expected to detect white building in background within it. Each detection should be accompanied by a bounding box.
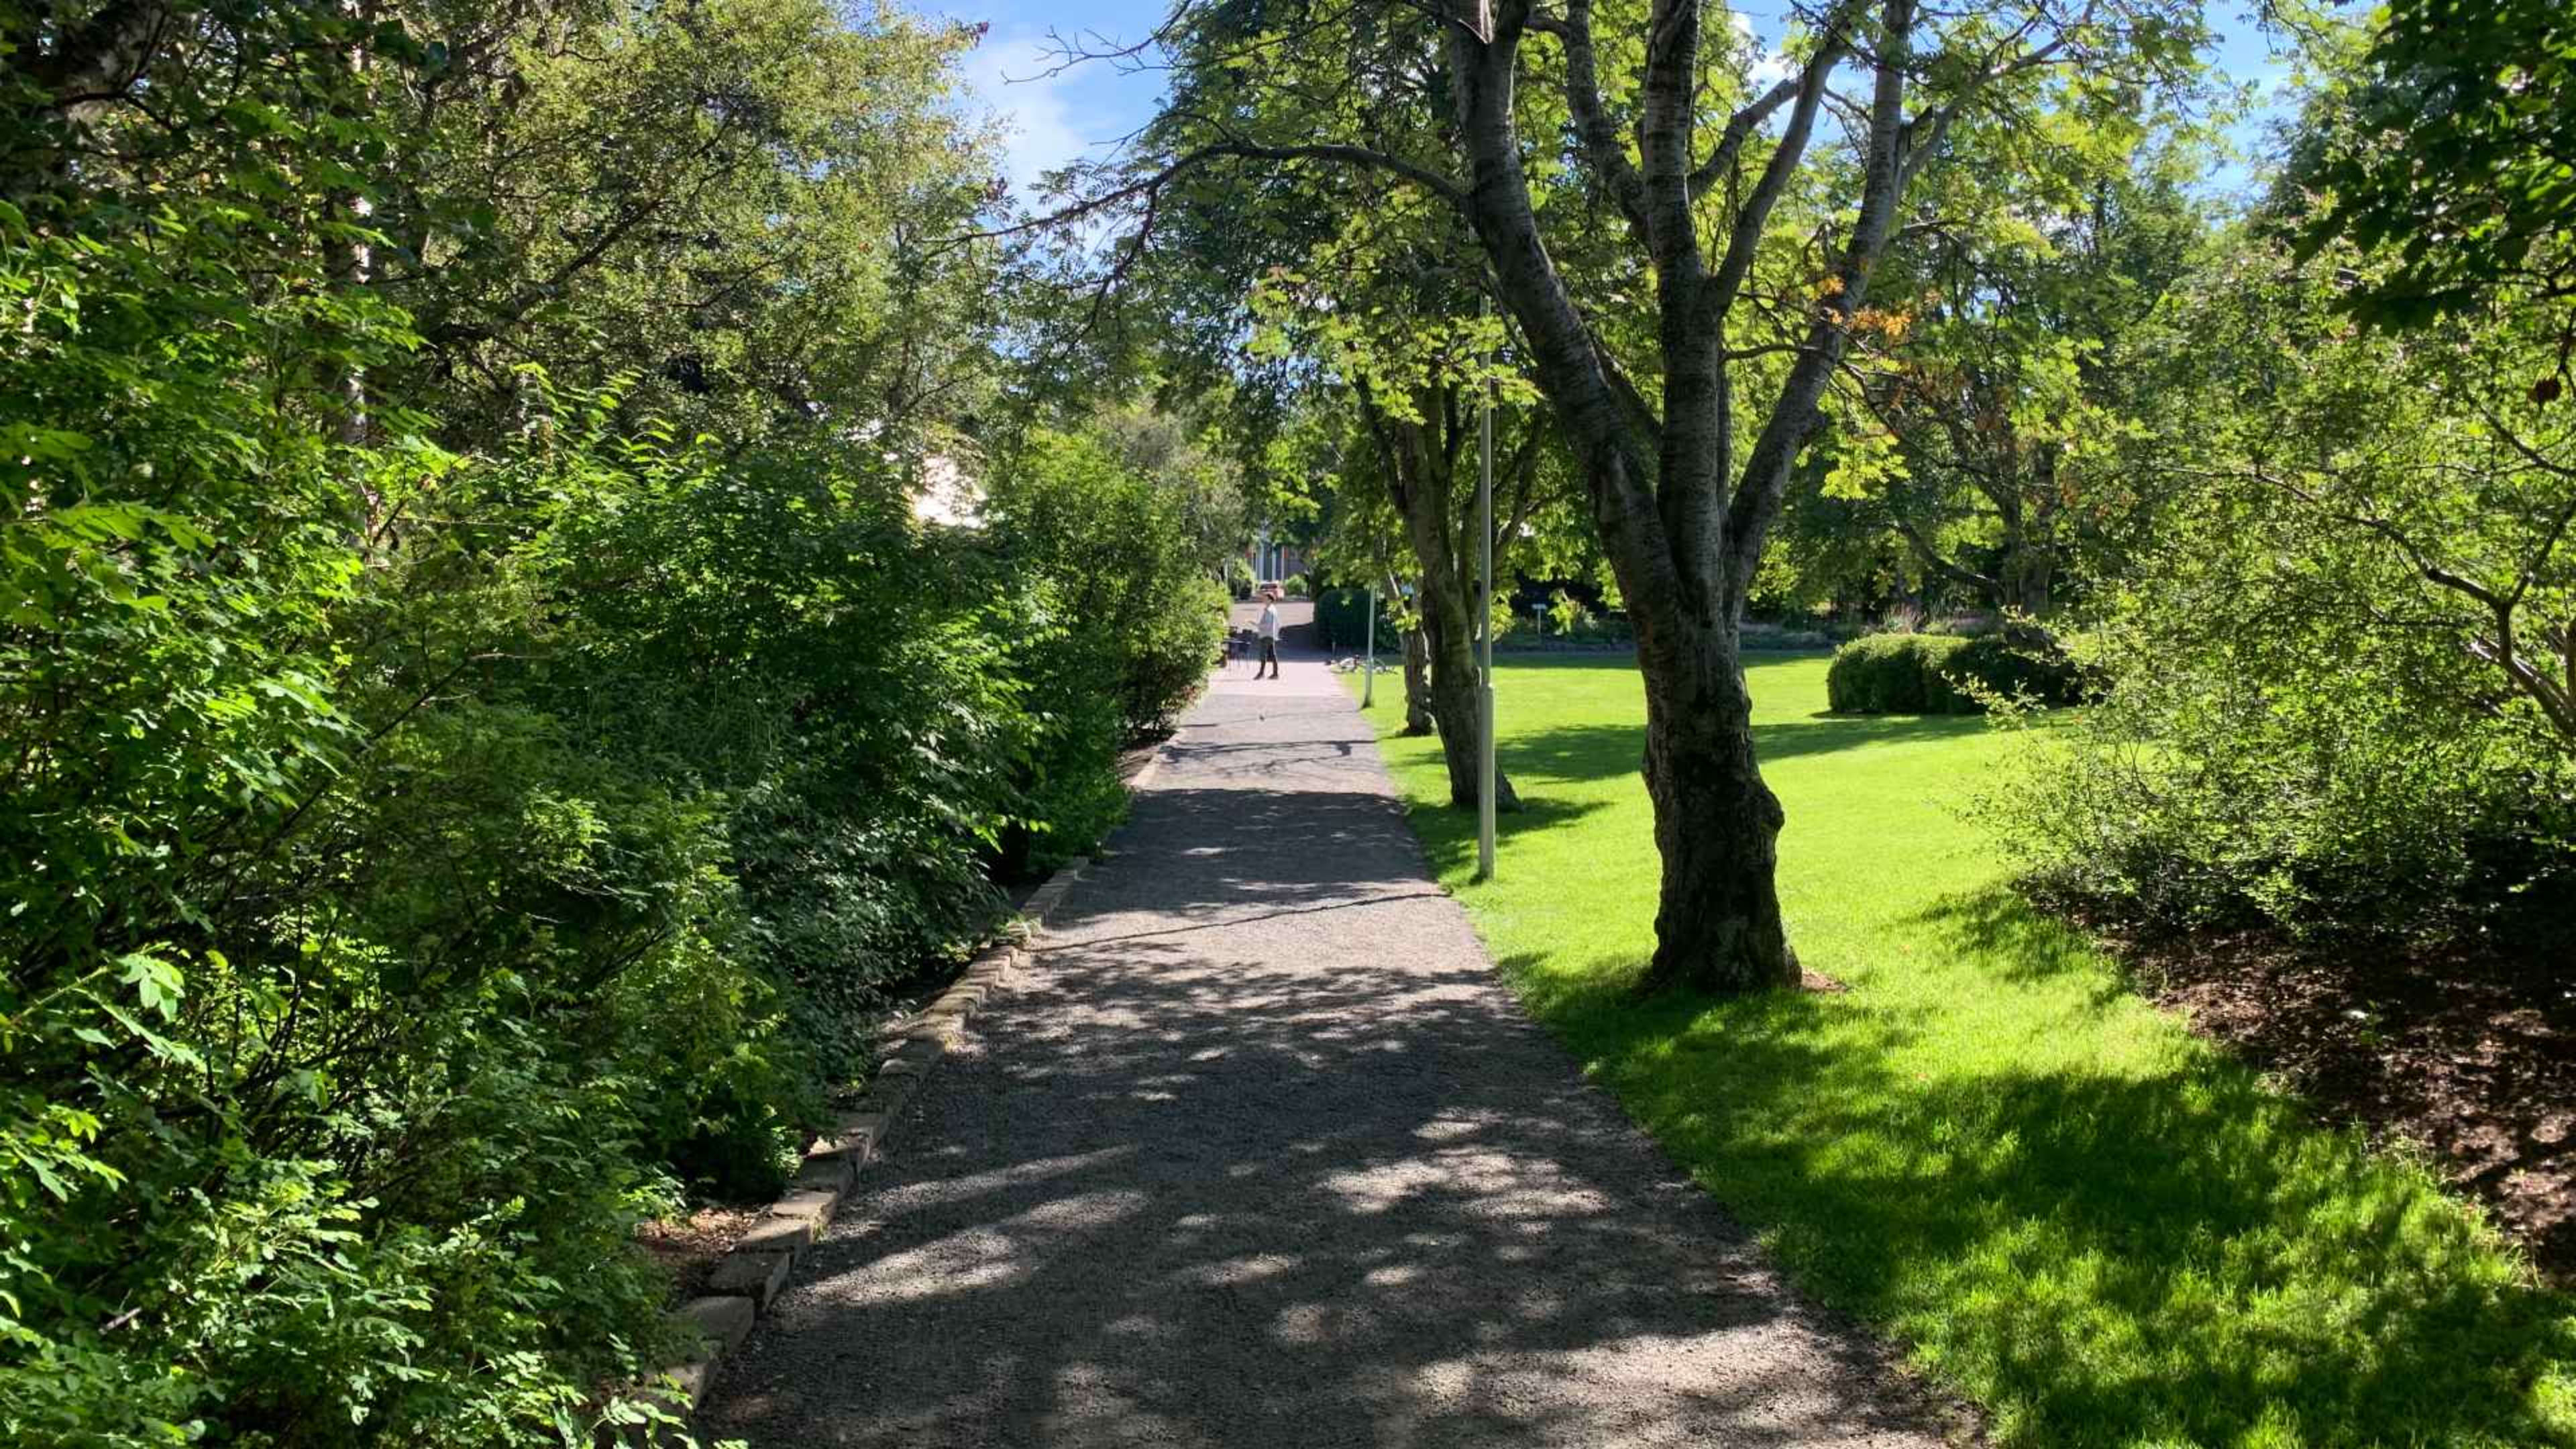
[910,453,983,529]
[1245,525,1309,582]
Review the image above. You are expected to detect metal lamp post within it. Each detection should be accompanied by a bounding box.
[1475,301,1497,882]
[1362,582,1377,708]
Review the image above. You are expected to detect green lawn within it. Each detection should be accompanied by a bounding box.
[1354,653,2576,1448]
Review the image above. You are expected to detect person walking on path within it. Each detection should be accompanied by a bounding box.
[699,653,1960,1448]
[1254,594,1282,680]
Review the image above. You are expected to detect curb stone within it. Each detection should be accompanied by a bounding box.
[704,1248,792,1309]
[790,1148,859,1195]
[633,856,1087,1434]
[679,1295,755,1354]
[1127,741,1177,792]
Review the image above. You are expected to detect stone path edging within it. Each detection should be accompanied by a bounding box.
[1126,740,1178,793]
[640,859,1089,1428]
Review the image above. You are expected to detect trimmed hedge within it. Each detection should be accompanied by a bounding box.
[1827,633,2083,714]
[1829,635,1978,713]
[1314,586,1399,651]
[1954,633,2084,706]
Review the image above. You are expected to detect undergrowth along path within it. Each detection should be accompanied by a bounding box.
[700,627,1955,1448]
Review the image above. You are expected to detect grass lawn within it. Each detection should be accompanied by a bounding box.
[1352,652,2576,1448]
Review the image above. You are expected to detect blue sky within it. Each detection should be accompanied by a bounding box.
[943,0,1175,194]
[941,1,2300,201]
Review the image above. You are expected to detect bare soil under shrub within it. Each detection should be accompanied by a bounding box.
[2088,916,2575,1280]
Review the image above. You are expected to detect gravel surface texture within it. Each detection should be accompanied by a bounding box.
[702,614,1960,1448]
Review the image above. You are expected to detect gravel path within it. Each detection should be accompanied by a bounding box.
[702,616,1958,1448]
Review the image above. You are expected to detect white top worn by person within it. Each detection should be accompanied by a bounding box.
[1253,598,1283,679]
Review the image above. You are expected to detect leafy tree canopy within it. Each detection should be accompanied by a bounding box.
[2290,0,2576,396]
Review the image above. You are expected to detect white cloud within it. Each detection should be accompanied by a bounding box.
[1730,9,1798,87]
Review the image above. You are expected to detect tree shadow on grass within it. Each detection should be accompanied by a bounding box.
[1902,884,2133,1001]
[1499,946,2576,1446]
[1399,795,1609,881]
[1496,714,1992,787]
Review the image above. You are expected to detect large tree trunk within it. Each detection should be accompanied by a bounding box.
[2002,549,2054,619]
[1399,626,1436,734]
[327,6,382,529]
[1356,386,1523,811]
[1444,15,1801,991]
[1388,572,1436,735]
[1415,555,1521,811]
[2004,447,2061,620]
[1634,622,1796,991]
[7,1,167,193]
[1430,0,1923,991]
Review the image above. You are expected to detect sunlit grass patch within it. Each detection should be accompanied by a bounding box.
[1355,653,2576,1447]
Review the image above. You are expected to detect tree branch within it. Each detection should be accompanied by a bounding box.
[1704,22,1852,323]
[1719,0,1917,602]
[1890,514,2001,597]
[963,140,1467,246]
[1552,0,1651,241]
[1637,0,1709,281]
[1685,75,1800,201]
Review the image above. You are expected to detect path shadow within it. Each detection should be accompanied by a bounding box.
[1087,784,1475,920]
[704,755,1953,1445]
[708,938,1942,1446]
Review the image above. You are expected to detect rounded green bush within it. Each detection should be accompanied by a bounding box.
[1951,633,2084,705]
[1828,631,2085,713]
[1827,634,1978,714]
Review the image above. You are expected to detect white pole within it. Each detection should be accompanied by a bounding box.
[1362,583,1377,708]
[1477,299,1497,882]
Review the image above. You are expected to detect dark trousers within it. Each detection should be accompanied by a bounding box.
[1256,638,1279,677]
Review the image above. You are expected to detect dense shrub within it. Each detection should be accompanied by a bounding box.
[529,439,1083,1085]
[4,378,726,1442]
[1227,556,1256,600]
[2001,613,2576,943]
[0,11,1219,1438]
[1827,635,1978,713]
[1283,572,1310,597]
[1996,498,2576,945]
[1998,234,2576,949]
[1314,586,1397,650]
[1950,634,2085,705]
[983,428,1230,747]
[0,361,1175,1441]
[1828,633,2083,713]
